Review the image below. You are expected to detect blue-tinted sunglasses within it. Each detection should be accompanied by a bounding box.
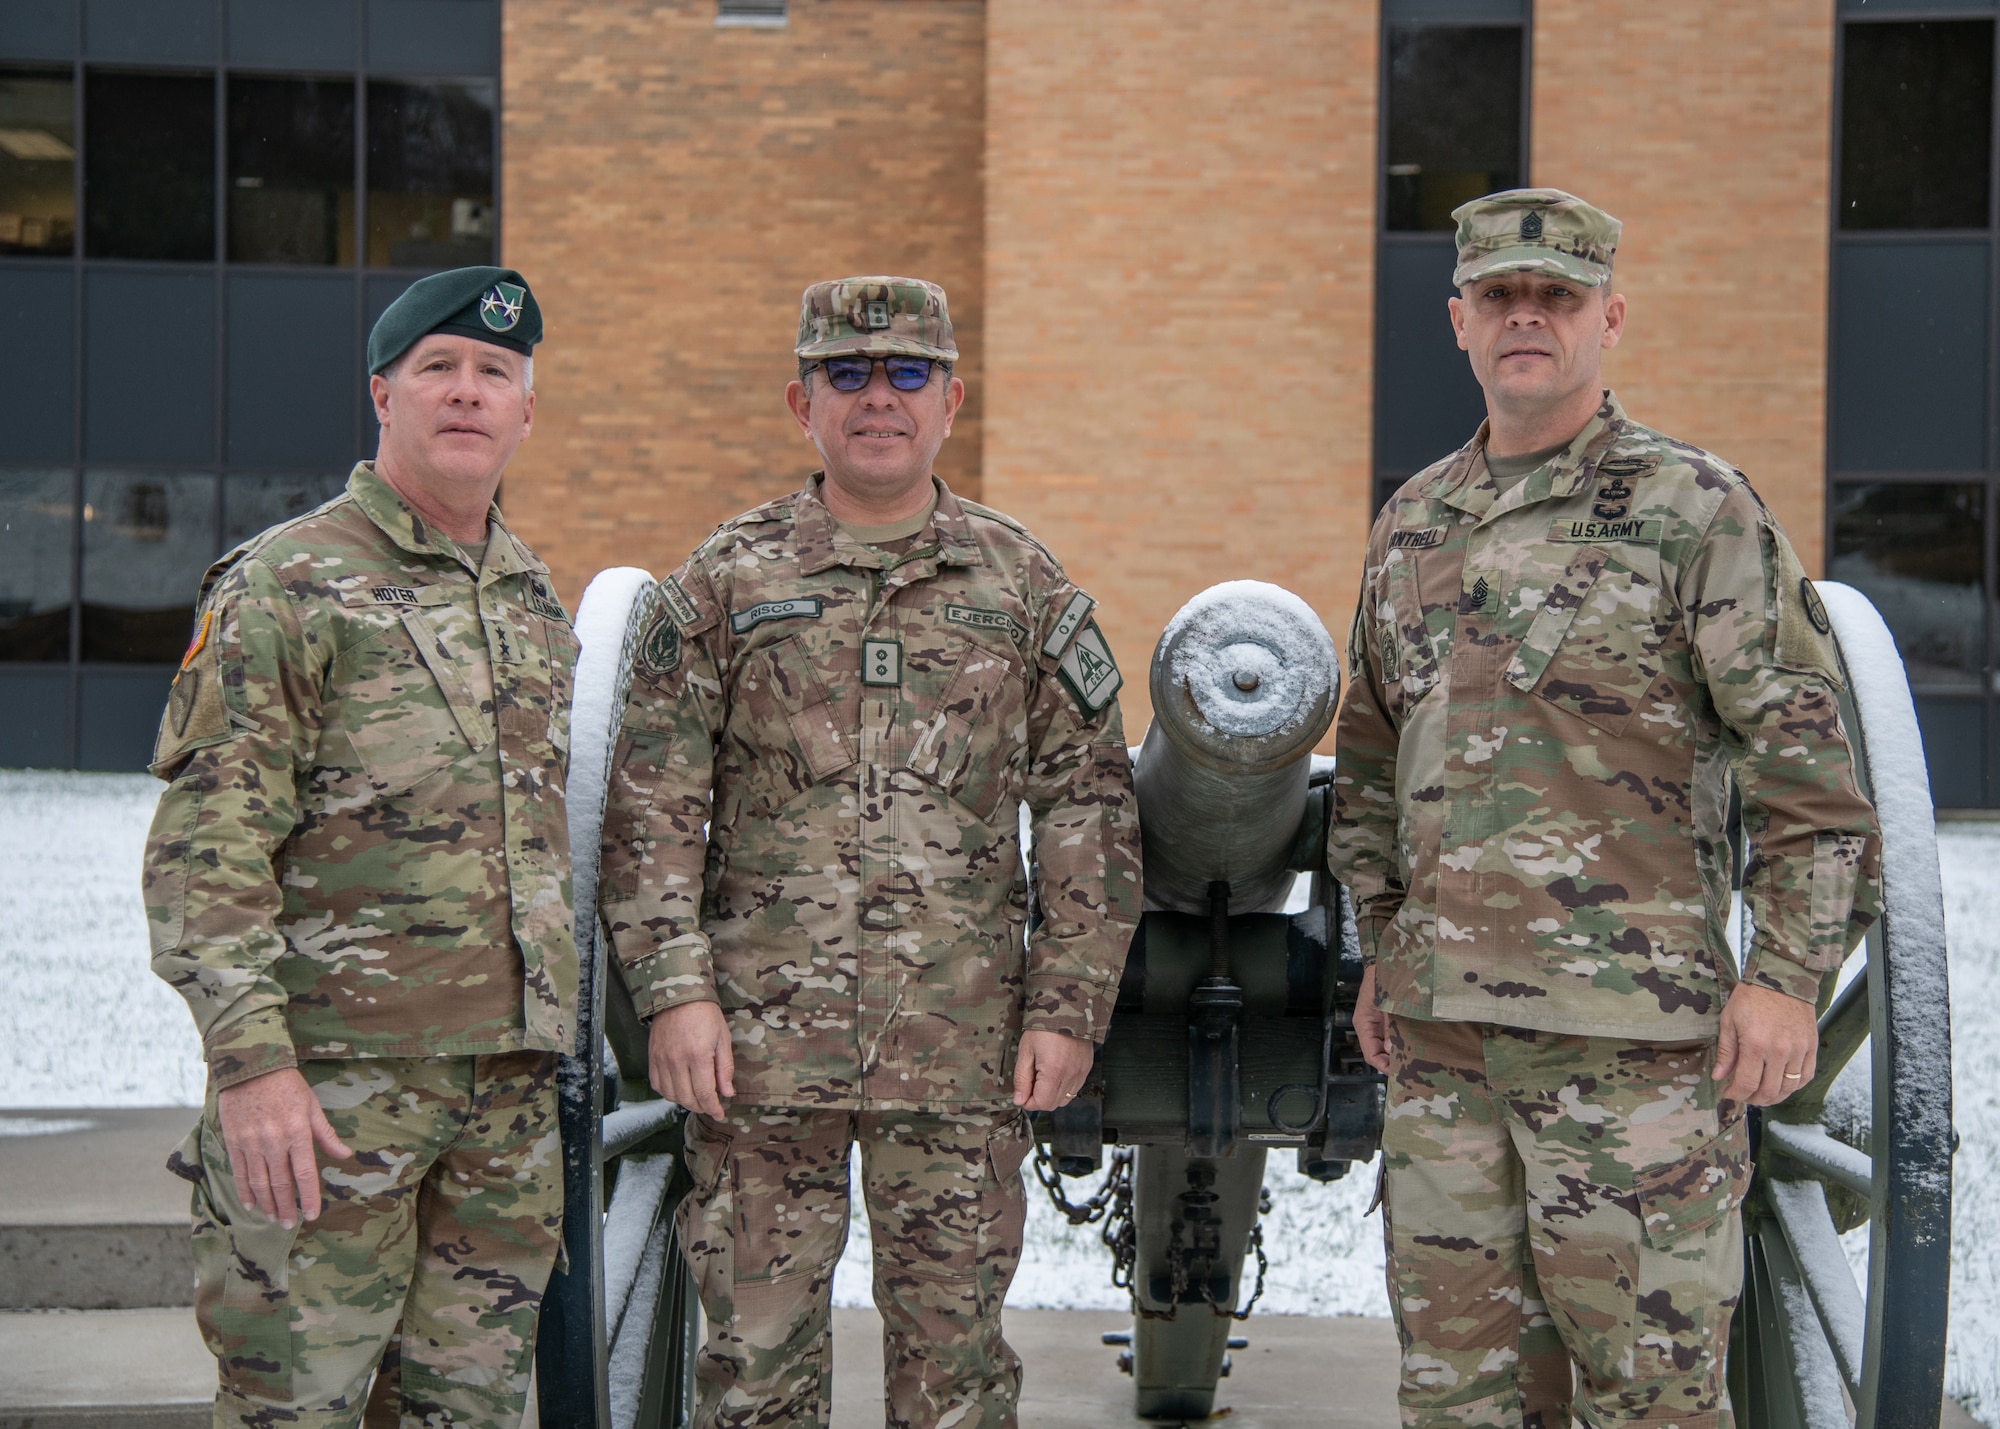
[814,355,941,392]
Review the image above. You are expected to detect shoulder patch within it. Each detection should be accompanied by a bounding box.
[525,577,569,624]
[730,597,823,634]
[1389,526,1447,551]
[1057,620,1122,714]
[1772,535,1841,683]
[1042,591,1096,658]
[944,604,1030,644]
[151,610,232,775]
[638,613,682,676]
[660,576,702,630]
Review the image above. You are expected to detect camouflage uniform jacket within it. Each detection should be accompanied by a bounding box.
[1328,393,1881,1039]
[601,475,1142,1112]
[144,462,579,1090]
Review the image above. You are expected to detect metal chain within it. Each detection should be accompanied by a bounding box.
[1030,1138,1132,1227]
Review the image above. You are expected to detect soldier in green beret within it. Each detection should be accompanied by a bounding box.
[600,276,1143,1428]
[1329,190,1883,1428]
[143,266,577,1426]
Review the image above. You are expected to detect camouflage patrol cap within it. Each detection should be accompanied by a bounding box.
[795,276,958,362]
[368,265,542,374]
[1451,189,1622,289]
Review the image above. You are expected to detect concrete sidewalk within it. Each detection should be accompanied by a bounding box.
[830,1307,1400,1428]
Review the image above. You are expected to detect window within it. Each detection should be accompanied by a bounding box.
[0,68,74,255]
[0,3,499,770]
[716,0,788,28]
[227,76,356,266]
[1831,5,2000,807]
[84,68,216,262]
[1374,1,1528,507]
[366,79,494,268]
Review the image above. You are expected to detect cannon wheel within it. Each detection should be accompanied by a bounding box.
[1727,581,1955,1429]
[537,569,704,1429]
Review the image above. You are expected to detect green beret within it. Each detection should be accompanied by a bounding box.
[368,266,542,375]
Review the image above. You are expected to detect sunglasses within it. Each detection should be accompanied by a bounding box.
[814,355,941,392]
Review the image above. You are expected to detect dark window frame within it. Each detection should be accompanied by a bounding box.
[1827,6,2000,807]
[0,0,503,771]
[1372,1,1533,510]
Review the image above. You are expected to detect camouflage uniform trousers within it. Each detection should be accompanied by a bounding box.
[174,1051,562,1428]
[1380,1016,1750,1429]
[677,1106,1032,1429]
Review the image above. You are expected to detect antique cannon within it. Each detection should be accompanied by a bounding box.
[1032,579,1381,1421]
[533,570,1954,1429]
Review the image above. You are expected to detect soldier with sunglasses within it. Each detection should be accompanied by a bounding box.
[600,276,1142,1428]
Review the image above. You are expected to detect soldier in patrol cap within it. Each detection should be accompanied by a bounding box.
[1328,192,1882,1428]
[144,265,576,1427]
[600,275,1142,1428]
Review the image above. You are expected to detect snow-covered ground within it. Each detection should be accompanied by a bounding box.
[2,770,1993,1420]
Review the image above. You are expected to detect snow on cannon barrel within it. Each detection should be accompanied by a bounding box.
[1034,580,1385,1423]
[1134,580,1341,917]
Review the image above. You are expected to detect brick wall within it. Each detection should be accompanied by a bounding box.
[985,0,1380,742]
[499,0,986,607]
[1532,0,1836,571]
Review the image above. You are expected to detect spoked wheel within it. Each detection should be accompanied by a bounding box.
[537,568,705,1429]
[1727,582,1955,1429]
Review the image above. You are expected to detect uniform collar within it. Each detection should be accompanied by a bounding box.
[345,461,543,578]
[794,474,983,577]
[1428,391,1629,522]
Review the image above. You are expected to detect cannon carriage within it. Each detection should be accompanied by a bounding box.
[534,569,1955,1429]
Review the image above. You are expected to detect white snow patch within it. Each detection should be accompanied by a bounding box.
[1160,581,1337,740]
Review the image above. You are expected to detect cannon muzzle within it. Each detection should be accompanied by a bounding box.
[1135,580,1340,915]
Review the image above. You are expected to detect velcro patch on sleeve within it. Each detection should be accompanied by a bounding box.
[152,611,234,774]
[944,604,1030,644]
[661,576,704,630]
[1772,530,1841,682]
[1057,620,1122,713]
[1042,591,1096,658]
[638,613,682,676]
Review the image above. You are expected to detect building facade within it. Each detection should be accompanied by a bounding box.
[3,0,1995,808]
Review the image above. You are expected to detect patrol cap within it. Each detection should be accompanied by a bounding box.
[795,276,957,362]
[1451,188,1622,289]
[368,265,542,375]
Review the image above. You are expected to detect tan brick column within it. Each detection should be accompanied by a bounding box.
[499,1,986,606]
[1532,1,1836,571]
[985,0,1380,738]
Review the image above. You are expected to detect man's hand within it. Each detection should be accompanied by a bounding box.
[648,1001,735,1118]
[1714,982,1819,1106]
[1354,963,1391,1074]
[1012,1029,1094,1111]
[215,1068,353,1229]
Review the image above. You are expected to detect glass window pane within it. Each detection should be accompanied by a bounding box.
[1840,20,1993,231]
[228,76,355,265]
[84,68,215,261]
[366,0,498,77]
[1830,482,1986,687]
[1384,25,1523,232]
[0,267,74,462]
[1376,237,1488,475]
[365,79,493,269]
[223,471,347,549]
[227,273,357,467]
[1913,695,1986,808]
[84,268,216,465]
[0,670,73,768]
[228,0,356,72]
[81,470,217,663]
[0,469,72,662]
[0,2,77,65]
[1831,240,1988,470]
[0,67,75,255]
[78,666,173,771]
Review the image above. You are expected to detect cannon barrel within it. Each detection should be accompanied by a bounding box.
[1134,580,1340,915]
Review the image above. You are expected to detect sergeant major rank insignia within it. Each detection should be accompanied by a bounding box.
[1057,621,1122,714]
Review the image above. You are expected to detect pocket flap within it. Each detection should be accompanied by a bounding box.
[401,608,495,749]
[1504,546,1606,692]
[1633,1119,1750,1250]
[758,637,855,781]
